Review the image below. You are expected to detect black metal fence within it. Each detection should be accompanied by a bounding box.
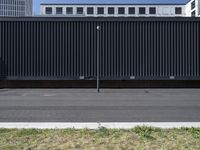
[0,17,200,81]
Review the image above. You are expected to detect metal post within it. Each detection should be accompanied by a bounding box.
[97,25,100,93]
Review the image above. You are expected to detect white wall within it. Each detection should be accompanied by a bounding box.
[198,0,200,16]
[185,0,200,17]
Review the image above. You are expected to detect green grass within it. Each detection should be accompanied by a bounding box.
[0,127,200,150]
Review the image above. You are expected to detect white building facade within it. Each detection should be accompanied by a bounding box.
[185,0,199,16]
[0,0,32,16]
[40,0,200,17]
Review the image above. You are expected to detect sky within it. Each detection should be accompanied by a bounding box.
[33,0,187,15]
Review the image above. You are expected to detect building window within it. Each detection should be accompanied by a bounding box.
[139,7,146,14]
[108,7,115,14]
[128,7,135,14]
[77,7,83,14]
[66,7,73,14]
[87,7,94,14]
[175,7,182,14]
[56,7,63,14]
[191,1,195,10]
[149,7,156,14]
[97,7,104,14]
[118,7,125,14]
[45,7,52,14]
[191,10,196,16]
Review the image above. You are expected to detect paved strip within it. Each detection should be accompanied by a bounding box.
[0,89,200,122]
[0,122,200,129]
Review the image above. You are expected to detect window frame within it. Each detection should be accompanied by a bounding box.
[56,7,63,15]
[191,10,196,17]
[87,7,94,15]
[118,7,125,15]
[149,7,156,15]
[128,7,135,15]
[97,7,104,15]
[66,7,73,14]
[45,7,52,15]
[139,7,146,15]
[108,7,115,15]
[175,7,182,15]
[191,1,195,10]
[77,7,83,14]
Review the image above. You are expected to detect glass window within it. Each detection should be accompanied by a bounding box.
[56,7,63,14]
[108,7,115,14]
[175,7,182,14]
[97,7,104,14]
[191,10,196,16]
[87,7,94,14]
[45,7,52,14]
[118,7,125,14]
[66,7,73,14]
[77,7,83,14]
[139,7,146,14]
[149,7,156,14]
[129,7,135,14]
[191,1,195,10]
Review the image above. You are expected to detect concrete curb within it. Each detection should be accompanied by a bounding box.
[0,122,200,129]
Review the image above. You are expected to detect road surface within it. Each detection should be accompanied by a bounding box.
[0,89,199,122]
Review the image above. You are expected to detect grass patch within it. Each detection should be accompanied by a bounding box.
[0,127,200,150]
[16,129,43,137]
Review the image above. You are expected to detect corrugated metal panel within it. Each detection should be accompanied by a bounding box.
[0,17,200,80]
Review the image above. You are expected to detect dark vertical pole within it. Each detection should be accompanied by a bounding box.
[97,25,100,93]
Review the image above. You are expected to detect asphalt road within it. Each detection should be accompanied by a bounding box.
[0,89,200,122]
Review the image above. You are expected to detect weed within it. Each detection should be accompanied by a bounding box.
[132,126,157,140]
[98,127,110,137]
